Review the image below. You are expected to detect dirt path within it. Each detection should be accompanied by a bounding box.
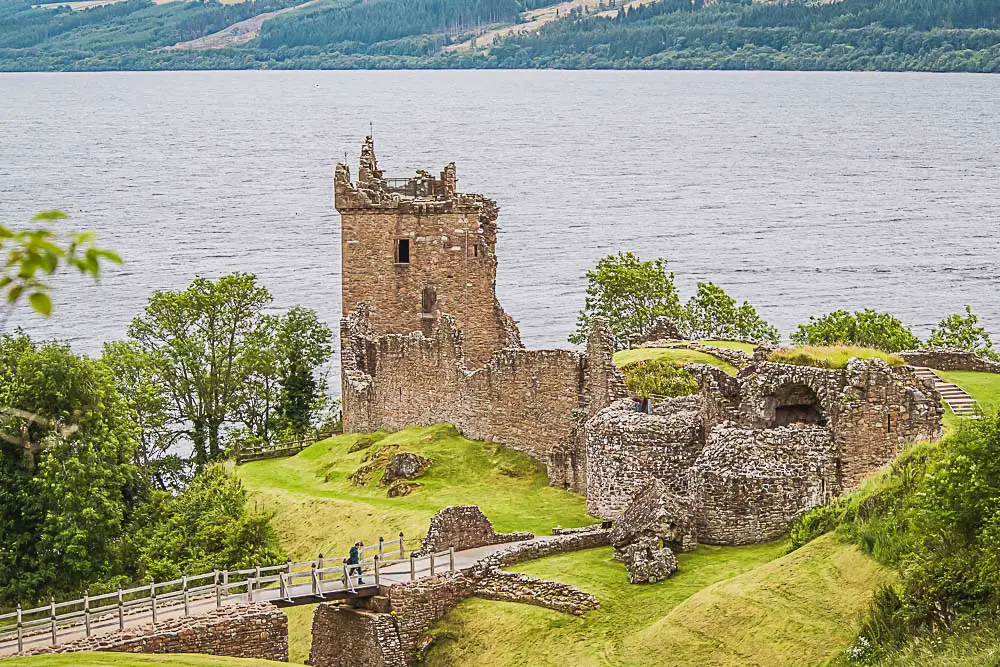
[444,0,655,53]
[165,0,316,51]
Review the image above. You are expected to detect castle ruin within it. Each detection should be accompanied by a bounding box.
[336,138,943,548]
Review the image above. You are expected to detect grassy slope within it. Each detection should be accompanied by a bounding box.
[426,534,888,666]
[5,655,299,667]
[701,340,756,353]
[936,370,1000,434]
[235,423,593,562]
[613,347,738,375]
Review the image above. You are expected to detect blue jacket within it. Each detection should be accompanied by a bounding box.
[348,546,360,564]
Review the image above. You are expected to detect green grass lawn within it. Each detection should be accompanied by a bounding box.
[701,340,756,353]
[613,347,738,375]
[935,370,1000,434]
[5,655,300,667]
[426,533,889,667]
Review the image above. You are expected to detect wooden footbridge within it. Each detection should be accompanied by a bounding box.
[0,534,470,657]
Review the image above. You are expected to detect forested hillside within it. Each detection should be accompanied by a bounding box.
[0,0,998,73]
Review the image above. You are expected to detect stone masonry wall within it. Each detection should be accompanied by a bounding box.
[899,348,1000,373]
[335,137,521,368]
[341,308,626,492]
[415,505,533,556]
[586,397,704,520]
[23,603,287,661]
[472,570,599,616]
[310,604,406,667]
[687,424,838,545]
[383,572,475,662]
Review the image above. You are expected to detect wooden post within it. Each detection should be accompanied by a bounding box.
[311,563,319,596]
[182,572,189,617]
[118,587,124,630]
[49,597,56,646]
[215,570,222,609]
[430,552,436,577]
[374,555,381,587]
[317,553,324,583]
[342,562,354,594]
[409,554,416,580]
[279,572,287,600]
[16,603,23,654]
[379,536,384,559]
[449,547,455,572]
[247,576,253,603]
[150,579,157,624]
[399,532,405,558]
[83,590,91,637]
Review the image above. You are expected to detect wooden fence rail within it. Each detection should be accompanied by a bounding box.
[0,532,453,656]
[235,427,339,465]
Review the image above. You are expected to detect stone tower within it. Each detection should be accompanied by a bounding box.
[334,137,522,367]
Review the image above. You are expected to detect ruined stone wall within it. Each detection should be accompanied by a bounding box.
[899,348,1000,373]
[341,308,626,491]
[585,397,704,520]
[335,138,521,368]
[415,505,532,556]
[310,605,406,667]
[471,528,612,572]
[472,570,599,616]
[384,572,475,662]
[23,603,287,661]
[687,425,838,545]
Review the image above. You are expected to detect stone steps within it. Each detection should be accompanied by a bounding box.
[912,366,980,417]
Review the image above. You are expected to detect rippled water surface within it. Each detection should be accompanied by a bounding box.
[1,70,998,370]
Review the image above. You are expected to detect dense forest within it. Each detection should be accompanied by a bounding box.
[0,0,998,73]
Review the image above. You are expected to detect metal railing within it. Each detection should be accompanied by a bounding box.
[0,534,456,656]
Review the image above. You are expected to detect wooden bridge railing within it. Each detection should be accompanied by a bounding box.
[235,427,339,465]
[0,533,454,656]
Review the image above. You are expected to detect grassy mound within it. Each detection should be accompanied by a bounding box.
[767,345,905,369]
[4,655,299,667]
[700,340,756,353]
[613,347,738,375]
[425,534,887,666]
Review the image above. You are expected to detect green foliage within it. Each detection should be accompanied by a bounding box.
[569,251,681,350]
[768,345,905,369]
[0,211,120,322]
[790,414,1000,662]
[682,281,779,344]
[619,357,699,398]
[791,309,922,352]
[274,306,334,433]
[928,305,999,361]
[126,464,284,581]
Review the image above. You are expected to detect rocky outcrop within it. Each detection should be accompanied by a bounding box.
[381,452,431,485]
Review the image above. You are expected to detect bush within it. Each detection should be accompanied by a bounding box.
[620,358,699,398]
[791,309,921,352]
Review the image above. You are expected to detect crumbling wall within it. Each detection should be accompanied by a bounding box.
[310,605,406,667]
[335,137,521,368]
[585,397,704,520]
[899,348,1000,373]
[415,505,532,556]
[341,308,626,491]
[687,425,838,545]
[472,570,599,615]
[23,603,287,661]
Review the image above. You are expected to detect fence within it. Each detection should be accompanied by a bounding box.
[235,427,339,465]
[0,532,455,656]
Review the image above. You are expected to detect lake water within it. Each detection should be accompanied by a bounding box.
[1,70,998,380]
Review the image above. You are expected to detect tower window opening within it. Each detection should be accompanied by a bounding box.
[395,239,410,264]
[421,286,437,318]
[473,243,479,258]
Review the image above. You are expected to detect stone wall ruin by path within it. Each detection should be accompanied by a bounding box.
[21,603,287,661]
[898,347,1000,373]
[414,505,533,556]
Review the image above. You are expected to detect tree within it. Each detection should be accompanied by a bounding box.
[127,273,272,464]
[928,305,999,361]
[791,309,922,352]
[570,252,682,350]
[682,281,779,343]
[275,306,334,434]
[101,340,188,490]
[0,333,145,604]
[1,211,120,325]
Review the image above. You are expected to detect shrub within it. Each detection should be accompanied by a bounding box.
[791,309,921,352]
[619,358,699,398]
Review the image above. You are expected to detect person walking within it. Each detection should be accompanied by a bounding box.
[346,541,364,585]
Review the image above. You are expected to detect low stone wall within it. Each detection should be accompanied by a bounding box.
[472,570,599,616]
[310,605,405,667]
[552,524,606,535]
[23,603,287,661]
[472,528,612,572]
[899,348,1000,373]
[414,505,533,556]
[383,572,476,660]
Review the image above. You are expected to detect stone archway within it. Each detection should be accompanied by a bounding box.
[767,383,827,428]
